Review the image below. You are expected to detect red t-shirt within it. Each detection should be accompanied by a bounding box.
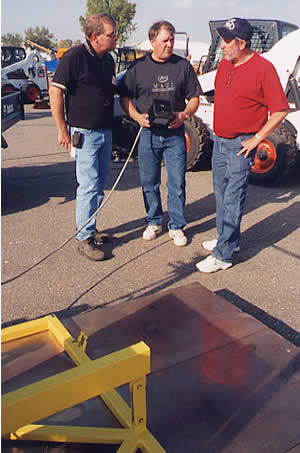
[213,53,289,138]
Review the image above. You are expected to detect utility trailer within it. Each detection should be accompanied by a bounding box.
[1,90,24,149]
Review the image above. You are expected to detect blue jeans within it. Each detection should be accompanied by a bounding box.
[138,126,187,230]
[212,134,253,262]
[71,127,112,241]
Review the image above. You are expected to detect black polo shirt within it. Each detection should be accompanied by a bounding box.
[52,41,116,129]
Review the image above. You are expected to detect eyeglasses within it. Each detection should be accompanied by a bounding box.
[223,37,244,44]
[104,31,117,39]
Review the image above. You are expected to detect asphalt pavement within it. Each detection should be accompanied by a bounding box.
[2,105,300,346]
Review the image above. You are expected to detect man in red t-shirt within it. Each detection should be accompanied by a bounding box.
[196,18,289,273]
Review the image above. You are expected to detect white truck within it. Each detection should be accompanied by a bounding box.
[1,45,49,103]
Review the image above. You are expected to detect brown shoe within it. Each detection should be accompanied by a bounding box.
[78,237,106,261]
[94,230,111,245]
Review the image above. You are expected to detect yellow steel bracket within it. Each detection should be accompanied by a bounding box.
[75,330,88,352]
[1,314,166,452]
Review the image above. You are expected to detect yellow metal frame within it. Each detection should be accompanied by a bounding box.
[2,314,166,452]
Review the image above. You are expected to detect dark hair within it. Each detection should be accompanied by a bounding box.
[148,20,175,41]
[84,13,116,39]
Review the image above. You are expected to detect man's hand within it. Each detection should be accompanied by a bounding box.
[238,111,289,158]
[136,113,150,128]
[168,111,186,129]
[238,136,260,158]
[58,126,71,152]
[119,97,150,128]
[49,85,71,152]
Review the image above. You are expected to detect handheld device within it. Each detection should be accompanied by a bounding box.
[148,99,176,127]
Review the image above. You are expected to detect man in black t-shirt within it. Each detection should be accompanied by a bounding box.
[119,21,201,246]
[49,14,118,261]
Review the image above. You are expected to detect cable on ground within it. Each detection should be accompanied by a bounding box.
[2,126,143,286]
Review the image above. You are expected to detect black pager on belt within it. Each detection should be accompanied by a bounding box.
[72,131,82,148]
[148,99,176,127]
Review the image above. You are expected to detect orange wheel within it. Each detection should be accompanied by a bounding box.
[251,140,276,174]
[24,84,40,103]
[249,124,297,185]
[185,130,191,153]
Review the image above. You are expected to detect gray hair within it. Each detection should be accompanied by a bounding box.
[235,37,251,48]
[84,13,116,39]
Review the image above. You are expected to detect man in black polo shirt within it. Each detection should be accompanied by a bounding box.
[49,13,118,261]
[119,21,201,246]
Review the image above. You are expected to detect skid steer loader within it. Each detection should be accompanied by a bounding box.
[1,45,49,104]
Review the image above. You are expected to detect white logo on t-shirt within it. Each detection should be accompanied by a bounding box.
[158,75,168,83]
[153,74,175,93]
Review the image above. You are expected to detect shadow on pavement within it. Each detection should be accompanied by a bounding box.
[1,161,142,216]
[1,304,91,330]
[216,289,300,346]
[239,201,300,262]
[24,111,52,121]
[1,161,77,215]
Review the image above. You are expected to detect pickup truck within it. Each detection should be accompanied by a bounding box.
[1,90,24,148]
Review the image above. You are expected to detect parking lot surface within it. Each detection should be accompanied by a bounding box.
[2,105,300,345]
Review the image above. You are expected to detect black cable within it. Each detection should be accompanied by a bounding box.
[2,126,143,286]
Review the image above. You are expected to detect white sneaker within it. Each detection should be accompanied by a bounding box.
[202,239,240,253]
[143,224,162,241]
[196,255,232,273]
[202,239,218,251]
[169,229,187,247]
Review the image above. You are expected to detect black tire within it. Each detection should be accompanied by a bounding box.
[111,114,212,168]
[22,83,40,104]
[249,124,298,185]
[112,115,140,161]
[184,116,211,170]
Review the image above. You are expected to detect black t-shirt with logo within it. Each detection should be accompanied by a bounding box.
[119,53,202,114]
[52,41,116,129]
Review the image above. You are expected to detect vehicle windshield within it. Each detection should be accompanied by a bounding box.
[206,27,275,73]
[204,20,298,73]
[1,47,26,69]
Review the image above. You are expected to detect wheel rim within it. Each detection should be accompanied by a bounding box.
[185,131,191,153]
[26,85,39,102]
[251,139,277,174]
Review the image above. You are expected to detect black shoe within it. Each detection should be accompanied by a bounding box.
[78,237,106,261]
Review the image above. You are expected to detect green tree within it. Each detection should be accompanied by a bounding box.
[1,33,23,46]
[24,26,54,48]
[58,39,73,48]
[79,0,136,45]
